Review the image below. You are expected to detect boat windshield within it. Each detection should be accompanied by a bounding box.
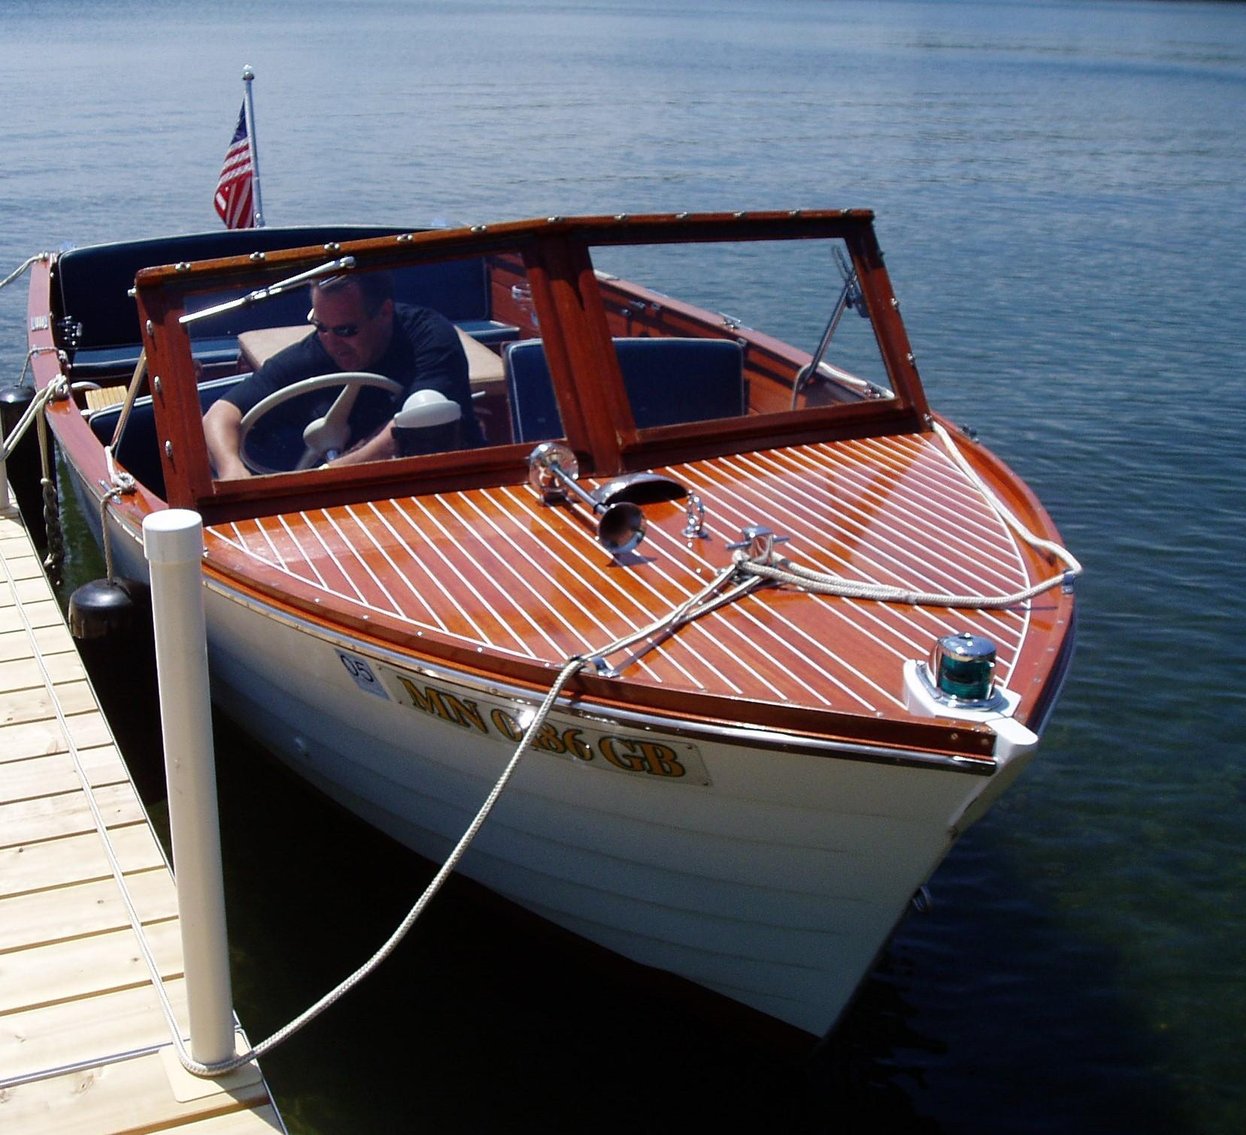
[180,229,902,487]
[593,236,895,426]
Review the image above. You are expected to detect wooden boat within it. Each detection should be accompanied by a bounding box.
[23,211,1077,1039]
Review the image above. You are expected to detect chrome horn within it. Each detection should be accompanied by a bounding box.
[527,442,647,556]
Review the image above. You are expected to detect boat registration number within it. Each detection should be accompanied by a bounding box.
[336,651,710,785]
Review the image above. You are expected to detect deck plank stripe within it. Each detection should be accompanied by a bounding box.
[208,434,1046,718]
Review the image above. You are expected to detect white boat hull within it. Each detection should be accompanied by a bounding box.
[69,446,1034,1037]
[202,573,1028,1036]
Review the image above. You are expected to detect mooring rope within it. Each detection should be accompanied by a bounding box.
[734,421,1082,609]
[93,484,136,582]
[582,561,764,674]
[158,418,1080,1076]
[0,253,44,292]
[175,653,589,1077]
[36,412,65,578]
[0,370,64,465]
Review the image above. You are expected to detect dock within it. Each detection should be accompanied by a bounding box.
[0,502,283,1133]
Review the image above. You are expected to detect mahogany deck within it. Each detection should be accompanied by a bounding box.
[0,504,281,1133]
[210,431,1055,730]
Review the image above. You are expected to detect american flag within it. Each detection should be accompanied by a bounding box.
[213,104,255,229]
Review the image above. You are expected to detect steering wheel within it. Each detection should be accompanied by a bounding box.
[238,372,403,474]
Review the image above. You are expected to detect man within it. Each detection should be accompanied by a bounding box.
[204,271,480,477]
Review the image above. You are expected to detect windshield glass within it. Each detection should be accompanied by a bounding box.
[161,231,898,486]
[192,252,537,479]
[589,236,894,433]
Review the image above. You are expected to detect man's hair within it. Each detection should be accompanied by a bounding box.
[312,271,395,315]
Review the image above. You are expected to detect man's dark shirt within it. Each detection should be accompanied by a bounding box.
[224,303,482,453]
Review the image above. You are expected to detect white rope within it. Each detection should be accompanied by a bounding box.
[177,654,588,1077]
[584,561,762,674]
[179,562,765,1075]
[738,555,1069,609]
[930,419,1082,578]
[163,420,1080,1076]
[736,422,1081,610]
[0,253,44,292]
[0,371,64,463]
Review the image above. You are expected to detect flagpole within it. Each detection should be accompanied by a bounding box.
[241,65,265,228]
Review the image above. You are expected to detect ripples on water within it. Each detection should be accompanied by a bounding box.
[3,2,1245,1132]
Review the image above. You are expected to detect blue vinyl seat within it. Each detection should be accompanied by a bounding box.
[504,336,746,443]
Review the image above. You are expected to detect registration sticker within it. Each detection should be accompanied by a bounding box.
[336,651,391,700]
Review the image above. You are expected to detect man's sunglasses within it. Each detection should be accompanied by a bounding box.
[307,311,361,338]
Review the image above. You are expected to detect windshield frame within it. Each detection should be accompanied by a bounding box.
[132,211,930,524]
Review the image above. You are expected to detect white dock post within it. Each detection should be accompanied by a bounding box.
[143,509,235,1068]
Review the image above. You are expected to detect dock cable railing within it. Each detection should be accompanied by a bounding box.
[0,525,201,1093]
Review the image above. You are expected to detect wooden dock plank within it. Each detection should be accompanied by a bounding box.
[1,918,185,1016]
[0,1050,276,1135]
[0,980,191,1082]
[0,781,148,848]
[0,867,178,953]
[0,596,63,632]
[0,746,131,802]
[1,507,284,1133]
[0,825,166,898]
[0,623,77,663]
[0,716,71,760]
[0,648,85,688]
[63,708,119,750]
[1,677,99,724]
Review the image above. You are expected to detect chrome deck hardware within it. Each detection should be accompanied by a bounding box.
[527,442,646,556]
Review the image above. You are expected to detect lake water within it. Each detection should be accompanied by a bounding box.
[2,1,1245,1131]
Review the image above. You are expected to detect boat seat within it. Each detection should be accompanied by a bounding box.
[83,385,130,413]
[86,375,244,499]
[236,325,506,396]
[504,341,564,442]
[504,336,747,444]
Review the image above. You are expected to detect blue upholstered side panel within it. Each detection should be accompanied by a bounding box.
[504,341,563,443]
[86,376,243,499]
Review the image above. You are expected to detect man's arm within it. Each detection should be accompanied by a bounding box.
[397,307,482,446]
[329,422,398,467]
[203,399,252,479]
